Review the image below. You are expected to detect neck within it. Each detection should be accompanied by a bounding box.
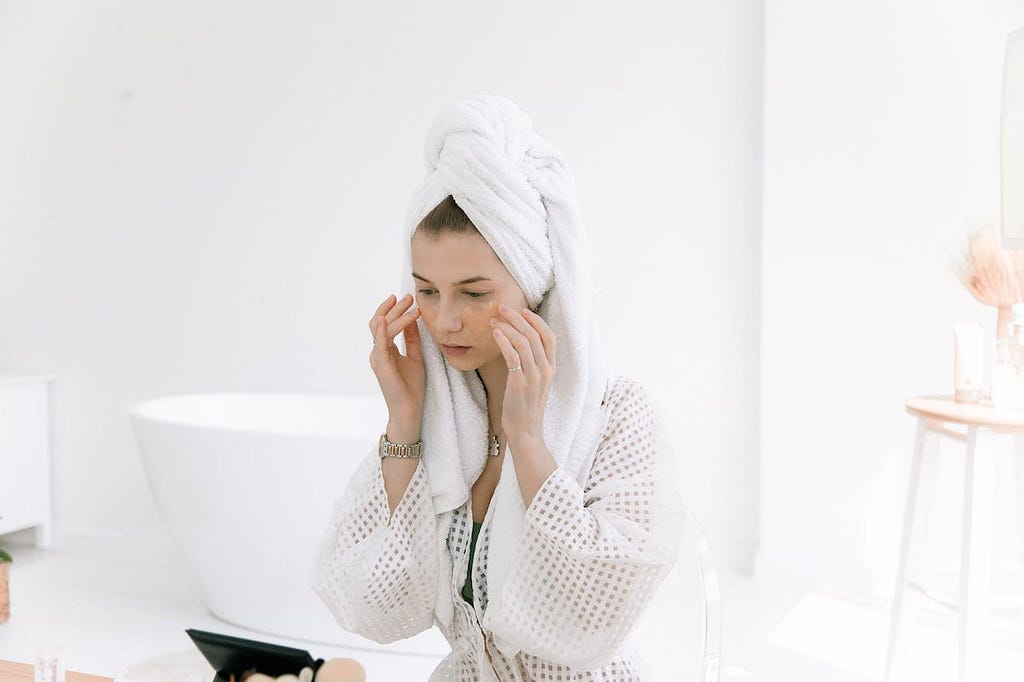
[475,356,508,435]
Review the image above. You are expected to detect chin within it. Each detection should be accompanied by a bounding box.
[443,355,482,371]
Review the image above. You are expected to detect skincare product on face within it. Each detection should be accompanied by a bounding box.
[954,323,984,402]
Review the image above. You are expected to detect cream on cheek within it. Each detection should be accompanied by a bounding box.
[481,294,533,355]
[415,294,501,350]
[466,298,499,350]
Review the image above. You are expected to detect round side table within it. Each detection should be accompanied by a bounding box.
[885,395,1024,682]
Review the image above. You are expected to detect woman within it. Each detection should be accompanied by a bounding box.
[310,95,685,681]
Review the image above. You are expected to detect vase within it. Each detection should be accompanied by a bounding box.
[0,562,8,625]
[997,305,1014,340]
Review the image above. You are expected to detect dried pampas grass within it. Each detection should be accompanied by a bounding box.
[955,223,1024,337]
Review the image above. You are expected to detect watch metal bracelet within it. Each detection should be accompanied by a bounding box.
[378,431,423,459]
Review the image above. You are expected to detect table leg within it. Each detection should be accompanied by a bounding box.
[1014,433,1024,584]
[958,426,995,682]
[885,418,938,681]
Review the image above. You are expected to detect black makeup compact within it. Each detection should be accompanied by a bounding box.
[185,628,324,682]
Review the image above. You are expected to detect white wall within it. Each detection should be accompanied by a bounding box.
[0,2,763,572]
[759,0,1024,593]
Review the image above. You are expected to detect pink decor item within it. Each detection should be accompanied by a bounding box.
[955,223,1024,339]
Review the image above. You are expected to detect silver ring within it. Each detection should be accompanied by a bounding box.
[508,365,522,373]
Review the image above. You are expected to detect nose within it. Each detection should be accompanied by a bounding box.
[435,297,463,333]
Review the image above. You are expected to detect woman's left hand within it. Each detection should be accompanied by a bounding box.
[491,304,557,445]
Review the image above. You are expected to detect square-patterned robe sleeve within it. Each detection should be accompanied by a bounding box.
[496,377,686,670]
[309,447,439,644]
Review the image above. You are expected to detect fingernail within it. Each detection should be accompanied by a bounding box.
[499,304,511,313]
[490,318,499,325]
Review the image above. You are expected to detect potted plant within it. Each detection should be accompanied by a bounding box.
[0,546,10,625]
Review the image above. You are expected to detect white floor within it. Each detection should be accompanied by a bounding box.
[0,527,1021,681]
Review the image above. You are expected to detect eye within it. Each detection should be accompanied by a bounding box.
[417,288,437,296]
[465,291,488,299]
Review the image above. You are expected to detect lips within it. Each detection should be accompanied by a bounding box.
[442,345,470,350]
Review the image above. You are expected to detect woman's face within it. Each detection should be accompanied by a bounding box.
[411,229,529,371]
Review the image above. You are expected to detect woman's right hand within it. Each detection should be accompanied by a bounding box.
[368,293,425,435]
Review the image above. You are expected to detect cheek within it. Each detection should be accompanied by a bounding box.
[465,299,498,331]
[415,301,434,326]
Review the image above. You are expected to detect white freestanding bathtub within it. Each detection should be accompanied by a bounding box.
[126,392,451,657]
[127,391,722,679]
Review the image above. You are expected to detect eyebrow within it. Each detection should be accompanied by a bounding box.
[411,273,492,286]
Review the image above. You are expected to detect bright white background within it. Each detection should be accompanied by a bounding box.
[0,0,762,574]
[1,0,1022,600]
[760,0,1024,598]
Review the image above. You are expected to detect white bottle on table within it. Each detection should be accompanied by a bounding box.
[954,322,984,402]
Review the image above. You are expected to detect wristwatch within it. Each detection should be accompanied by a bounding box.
[378,432,423,459]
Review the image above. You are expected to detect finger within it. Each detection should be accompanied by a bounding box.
[492,319,536,370]
[370,294,397,332]
[369,316,388,365]
[387,307,421,340]
[495,306,542,368]
[522,308,557,370]
[385,293,414,325]
[372,315,390,347]
[402,317,423,361]
[492,327,521,371]
[513,307,552,370]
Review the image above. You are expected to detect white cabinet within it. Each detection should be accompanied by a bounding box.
[0,374,55,548]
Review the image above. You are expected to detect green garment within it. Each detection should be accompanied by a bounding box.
[461,521,483,605]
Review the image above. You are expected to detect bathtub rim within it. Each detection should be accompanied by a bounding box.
[126,391,385,438]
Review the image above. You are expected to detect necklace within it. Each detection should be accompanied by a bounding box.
[487,430,502,457]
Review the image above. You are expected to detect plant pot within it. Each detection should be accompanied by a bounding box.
[0,561,8,625]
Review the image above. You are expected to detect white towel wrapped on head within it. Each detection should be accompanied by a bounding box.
[400,94,612,659]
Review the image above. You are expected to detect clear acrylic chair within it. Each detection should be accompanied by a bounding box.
[632,505,722,681]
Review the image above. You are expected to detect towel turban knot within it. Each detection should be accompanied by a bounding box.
[412,95,578,310]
